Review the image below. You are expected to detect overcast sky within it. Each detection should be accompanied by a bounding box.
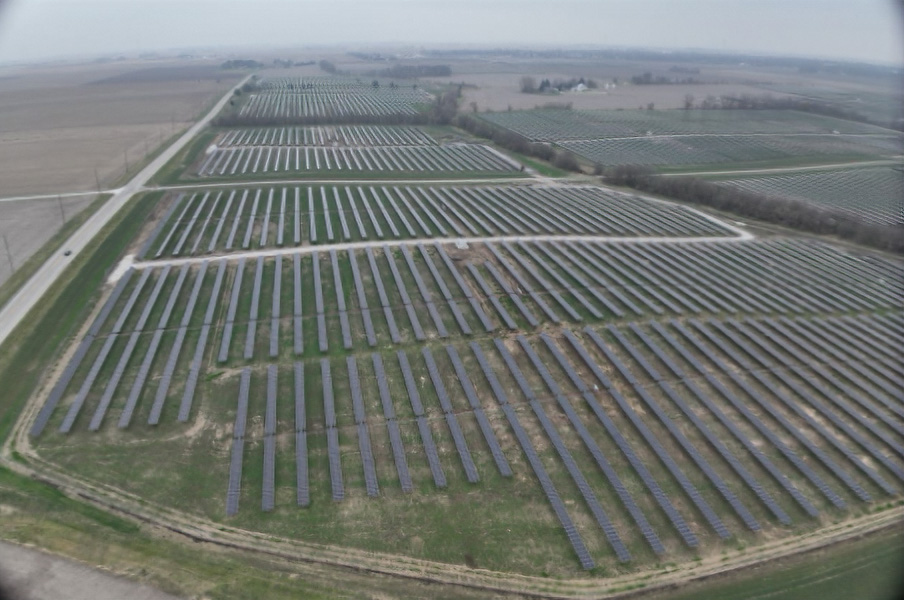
[0,0,901,66]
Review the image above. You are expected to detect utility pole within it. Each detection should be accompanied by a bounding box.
[2,234,13,275]
[123,148,129,174]
[94,167,101,192]
[57,195,66,224]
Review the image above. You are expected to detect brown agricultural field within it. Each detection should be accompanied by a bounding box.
[0,58,246,286]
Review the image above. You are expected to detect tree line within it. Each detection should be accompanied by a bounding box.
[221,59,263,70]
[367,64,452,79]
[631,72,702,85]
[520,76,598,93]
[454,114,582,172]
[604,165,904,254]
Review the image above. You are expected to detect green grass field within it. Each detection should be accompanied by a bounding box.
[655,526,904,600]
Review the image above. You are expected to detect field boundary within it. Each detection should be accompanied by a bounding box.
[3,440,902,599]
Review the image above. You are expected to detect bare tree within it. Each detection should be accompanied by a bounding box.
[519,76,537,94]
[684,94,695,110]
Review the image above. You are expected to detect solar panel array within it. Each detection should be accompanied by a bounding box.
[469,342,595,570]
[198,141,518,177]
[226,368,251,516]
[321,358,344,501]
[148,184,734,257]
[421,348,478,483]
[372,353,413,492]
[347,356,380,497]
[294,362,310,507]
[30,152,904,576]
[398,350,446,488]
[262,365,277,511]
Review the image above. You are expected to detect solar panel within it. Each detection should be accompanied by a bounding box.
[293,254,303,354]
[348,250,377,347]
[327,427,345,501]
[270,256,282,358]
[330,250,353,349]
[646,321,844,512]
[397,350,446,487]
[241,190,260,249]
[154,194,195,258]
[445,345,512,477]
[321,187,335,241]
[179,262,228,422]
[218,258,246,362]
[382,186,416,236]
[519,242,602,319]
[60,270,154,432]
[719,319,894,497]
[466,263,517,330]
[394,186,432,236]
[468,342,596,568]
[333,187,351,240]
[120,265,189,427]
[487,243,560,323]
[422,348,478,482]
[370,187,400,237]
[602,325,792,524]
[371,353,413,492]
[483,261,539,327]
[225,437,245,516]
[536,333,704,547]
[32,269,136,436]
[346,188,368,239]
[418,244,471,335]
[561,242,644,315]
[141,194,184,258]
[428,187,478,235]
[497,337,653,556]
[401,245,447,337]
[234,368,251,439]
[357,187,384,238]
[262,433,276,511]
[294,362,309,506]
[409,188,449,236]
[379,246,424,341]
[503,242,582,321]
[244,257,265,360]
[572,327,761,532]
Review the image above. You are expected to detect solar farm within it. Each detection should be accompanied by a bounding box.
[196,126,521,178]
[235,77,432,121]
[145,184,729,258]
[479,108,904,168]
[716,166,904,226]
[16,72,904,586]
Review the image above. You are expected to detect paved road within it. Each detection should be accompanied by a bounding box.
[0,76,250,348]
[130,230,753,271]
[0,541,180,600]
[0,190,119,204]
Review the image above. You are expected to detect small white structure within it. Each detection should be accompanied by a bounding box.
[571,83,588,92]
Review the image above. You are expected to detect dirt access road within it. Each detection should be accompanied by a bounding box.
[0,74,250,348]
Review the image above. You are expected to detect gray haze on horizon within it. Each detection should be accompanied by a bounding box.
[0,0,902,66]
